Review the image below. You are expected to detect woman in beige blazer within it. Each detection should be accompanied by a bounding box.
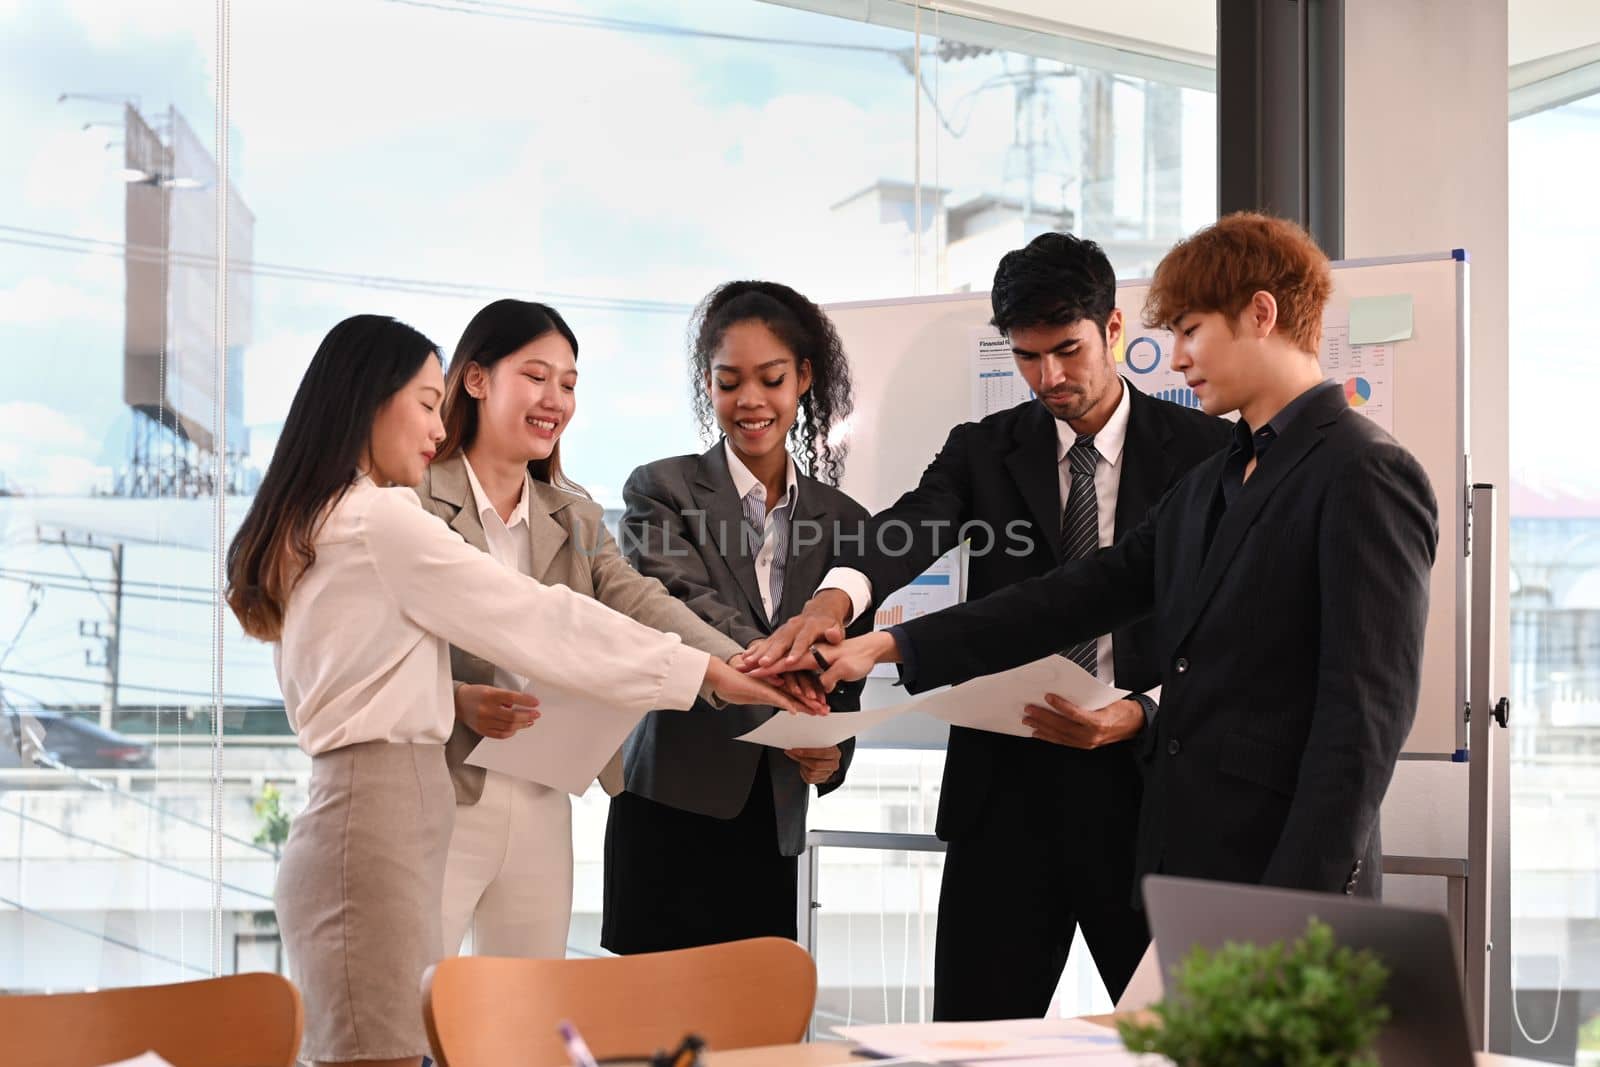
[415,298,764,962]
[226,314,811,1067]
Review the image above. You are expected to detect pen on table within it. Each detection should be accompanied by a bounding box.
[559,1019,600,1067]
[670,1033,705,1067]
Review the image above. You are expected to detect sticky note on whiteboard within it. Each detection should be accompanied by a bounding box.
[1349,294,1414,344]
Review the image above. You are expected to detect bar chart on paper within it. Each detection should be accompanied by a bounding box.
[1153,386,1202,409]
[869,550,962,679]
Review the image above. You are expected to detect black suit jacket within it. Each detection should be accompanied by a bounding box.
[618,444,871,856]
[896,383,1440,897]
[834,379,1232,840]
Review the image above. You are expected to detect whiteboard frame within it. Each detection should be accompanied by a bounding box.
[840,251,1471,757]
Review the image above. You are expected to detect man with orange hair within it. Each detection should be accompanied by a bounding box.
[801,213,1440,900]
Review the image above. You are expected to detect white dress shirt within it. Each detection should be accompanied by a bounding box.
[820,381,1157,699]
[724,440,799,621]
[273,475,709,755]
[1055,375,1130,683]
[461,455,534,693]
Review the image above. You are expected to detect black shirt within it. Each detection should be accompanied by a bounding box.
[1207,379,1340,552]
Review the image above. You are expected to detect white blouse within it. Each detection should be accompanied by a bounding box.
[273,476,709,755]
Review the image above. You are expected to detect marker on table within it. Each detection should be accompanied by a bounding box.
[559,1020,600,1067]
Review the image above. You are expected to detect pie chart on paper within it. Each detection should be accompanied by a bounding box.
[1345,376,1373,407]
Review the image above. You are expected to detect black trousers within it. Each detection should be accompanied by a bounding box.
[602,753,797,954]
[932,743,1149,1020]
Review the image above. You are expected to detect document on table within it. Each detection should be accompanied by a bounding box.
[736,655,1125,748]
[96,1055,178,1067]
[465,684,647,796]
[836,1018,1133,1061]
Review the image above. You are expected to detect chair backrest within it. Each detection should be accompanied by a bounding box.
[423,937,817,1067]
[0,972,302,1067]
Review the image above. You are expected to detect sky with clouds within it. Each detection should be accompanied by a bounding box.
[0,0,1217,705]
[0,0,1224,503]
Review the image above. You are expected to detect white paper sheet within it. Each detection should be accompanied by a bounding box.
[96,1055,177,1067]
[736,656,1124,749]
[464,684,649,796]
[1114,945,1165,1012]
[922,656,1125,737]
[1321,322,1394,434]
[1114,327,1204,414]
[836,1018,1132,1061]
[973,325,1034,418]
[732,701,910,749]
[870,549,963,680]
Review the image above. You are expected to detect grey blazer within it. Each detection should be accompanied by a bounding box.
[619,444,871,857]
[415,454,743,806]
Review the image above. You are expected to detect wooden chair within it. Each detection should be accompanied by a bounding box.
[423,937,817,1067]
[0,972,302,1067]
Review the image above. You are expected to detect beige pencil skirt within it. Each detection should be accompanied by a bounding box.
[276,740,453,1062]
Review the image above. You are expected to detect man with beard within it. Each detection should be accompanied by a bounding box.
[750,232,1231,1018]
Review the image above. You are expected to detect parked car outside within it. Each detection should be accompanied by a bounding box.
[0,710,154,771]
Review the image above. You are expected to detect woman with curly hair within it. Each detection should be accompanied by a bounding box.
[601,279,868,952]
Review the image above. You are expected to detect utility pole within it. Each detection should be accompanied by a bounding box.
[1079,70,1115,239]
[39,527,124,727]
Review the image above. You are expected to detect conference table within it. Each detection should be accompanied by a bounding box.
[693,1043,1547,1067]
[685,1030,1550,1067]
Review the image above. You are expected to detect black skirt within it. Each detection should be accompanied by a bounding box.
[601,752,798,954]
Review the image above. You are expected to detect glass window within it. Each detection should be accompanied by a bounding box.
[0,1,241,988]
[1,0,1215,1018]
[1508,88,1600,1059]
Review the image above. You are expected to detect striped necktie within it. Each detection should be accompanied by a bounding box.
[1059,433,1101,675]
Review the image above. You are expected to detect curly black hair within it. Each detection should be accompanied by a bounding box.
[688,280,854,486]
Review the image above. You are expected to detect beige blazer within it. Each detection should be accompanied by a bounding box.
[415,454,743,805]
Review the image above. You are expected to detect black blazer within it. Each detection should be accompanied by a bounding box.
[618,443,871,856]
[896,383,1440,897]
[834,379,1232,840]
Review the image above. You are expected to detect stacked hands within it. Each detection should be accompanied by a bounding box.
[453,585,1141,791]
[452,636,849,786]
[734,589,1146,752]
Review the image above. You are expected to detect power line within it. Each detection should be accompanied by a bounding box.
[17,745,280,857]
[379,0,904,56]
[0,667,280,706]
[0,566,211,597]
[0,891,212,978]
[1,805,275,905]
[0,570,213,607]
[0,224,693,315]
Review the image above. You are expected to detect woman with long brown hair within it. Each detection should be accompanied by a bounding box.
[226,313,815,1067]
[415,298,764,962]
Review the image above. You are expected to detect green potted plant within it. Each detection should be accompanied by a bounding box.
[251,783,292,932]
[1117,917,1390,1067]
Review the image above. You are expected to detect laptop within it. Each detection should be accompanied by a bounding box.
[1142,875,1477,1066]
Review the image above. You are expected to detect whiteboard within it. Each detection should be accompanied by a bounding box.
[829,252,1469,756]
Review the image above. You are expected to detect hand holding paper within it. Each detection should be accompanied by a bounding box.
[465,684,644,796]
[1023,693,1145,749]
[785,745,842,785]
[454,683,540,739]
[737,654,1128,749]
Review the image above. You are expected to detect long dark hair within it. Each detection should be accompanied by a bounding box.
[226,314,442,641]
[688,280,854,485]
[436,299,586,496]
